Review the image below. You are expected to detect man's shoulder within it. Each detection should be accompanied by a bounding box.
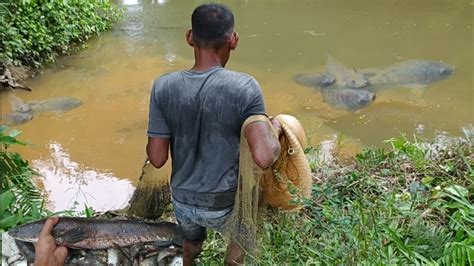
[220,69,257,83]
[153,71,182,86]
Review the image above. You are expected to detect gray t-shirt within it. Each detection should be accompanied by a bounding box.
[147,66,266,210]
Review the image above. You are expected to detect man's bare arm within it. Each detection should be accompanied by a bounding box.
[245,120,281,170]
[146,137,170,168]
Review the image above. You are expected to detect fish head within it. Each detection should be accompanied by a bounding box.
[4,112,33,125]
[438,64,455,78]
[423,61,455,82]
[8,222,42,242]
[356,90,376,108]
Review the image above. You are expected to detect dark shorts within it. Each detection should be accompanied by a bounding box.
[172,199,233,240]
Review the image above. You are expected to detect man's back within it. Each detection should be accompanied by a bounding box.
[148,66,265,209]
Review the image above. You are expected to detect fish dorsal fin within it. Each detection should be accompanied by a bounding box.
[8,94,31,113]
[326,55,348,84]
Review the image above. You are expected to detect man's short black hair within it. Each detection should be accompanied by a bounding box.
[191,3,235,49]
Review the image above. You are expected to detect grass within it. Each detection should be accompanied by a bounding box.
[200,134,474,265]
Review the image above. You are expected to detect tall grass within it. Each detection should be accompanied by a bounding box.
[200,135,474,265]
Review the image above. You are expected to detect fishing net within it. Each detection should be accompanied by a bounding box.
[127,160,171,219]
[222,115,275,258]
[223,114,312,258]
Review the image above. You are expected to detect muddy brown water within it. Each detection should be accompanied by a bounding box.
[1,0,472,211]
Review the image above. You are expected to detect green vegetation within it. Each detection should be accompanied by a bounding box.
[0,0,121,68]
[0,127,99,233]
[0,126,47,232]
[200,135,474,265]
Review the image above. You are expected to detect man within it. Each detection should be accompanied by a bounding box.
[146,3,281,265]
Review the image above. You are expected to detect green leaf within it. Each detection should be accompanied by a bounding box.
[0,214,20,229]
[8,129,22,138]
[444,185,468,198]
[0,136,27,146]
[0,190,14,214]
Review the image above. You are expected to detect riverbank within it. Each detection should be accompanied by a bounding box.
[0,1,122,89]
[201,133,473,265]
[1,127,472,264]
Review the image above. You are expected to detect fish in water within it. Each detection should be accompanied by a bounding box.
[293,55,368,89]
[27,96,82,113]
[8,217,183,249]
[292,73,335,89]
[2,94,82,125]
[320,88,375,111]
[2,111,33,125]
[360,60,455,91]
[326,55,369,88]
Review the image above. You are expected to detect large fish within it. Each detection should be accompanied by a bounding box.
[8,217,183,249]
[293,56,369,89]
[2,112,33,125]
[360,60,455,91]
[293,73,335,89]
[2,94,82,125]
[326,55,369,88]
[27,96,82,113]
[320,88,375,111]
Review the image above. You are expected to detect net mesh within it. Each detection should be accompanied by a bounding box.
[222,115,277,257]
[223,114,312,258]
[127,160,171,219]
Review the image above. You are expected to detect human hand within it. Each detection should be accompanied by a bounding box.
[270,117,282,137]
[34,217,68,266]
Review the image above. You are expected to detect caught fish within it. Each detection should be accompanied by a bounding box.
[8,217,183,249]
[326,55,369,88]
[361,60,455,91]
[321,88,375,111]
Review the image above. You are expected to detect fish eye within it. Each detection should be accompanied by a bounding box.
[440,68,451,75]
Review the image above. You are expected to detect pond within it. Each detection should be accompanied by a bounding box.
[1,0,472,211]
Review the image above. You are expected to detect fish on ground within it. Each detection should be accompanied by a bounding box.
[8,217,183,249]
[320,88,375,111]
[360,59,455,91]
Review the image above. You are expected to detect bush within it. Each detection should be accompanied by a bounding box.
[0,0,121,68]
[0,126,47,232]
[200,135,474,265]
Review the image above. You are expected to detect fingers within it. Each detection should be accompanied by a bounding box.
[39,217,59,237]
[55,246,68,260]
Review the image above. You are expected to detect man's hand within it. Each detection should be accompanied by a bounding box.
[34,217,68,266]
[270,117,283,137]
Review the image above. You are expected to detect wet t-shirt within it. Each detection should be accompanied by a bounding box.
[147,66,266,210]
